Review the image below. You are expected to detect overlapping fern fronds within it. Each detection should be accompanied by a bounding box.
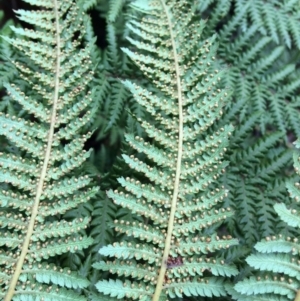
[208,0,300,137]
[198,0,300,251]
[199,0,300,141]
[87,0,142,263]
[233,139,300,301]
[199,0,300,49]
[93,0,238,300]
[0,1,99,300]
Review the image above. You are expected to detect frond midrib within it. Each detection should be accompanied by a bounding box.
[152,1,184,299]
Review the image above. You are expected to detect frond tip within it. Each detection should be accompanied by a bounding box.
[0,0,98,300]
[94,0,238,300]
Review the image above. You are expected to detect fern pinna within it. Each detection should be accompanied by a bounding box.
[232,140,300,301]
[94,0,238,300]
[0,0,98,300]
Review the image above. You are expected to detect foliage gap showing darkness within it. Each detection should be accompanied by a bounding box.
[0,0,31,28]
[89,8,107,49]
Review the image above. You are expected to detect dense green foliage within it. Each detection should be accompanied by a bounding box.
[233,140,300,301]
[0,0,300,300]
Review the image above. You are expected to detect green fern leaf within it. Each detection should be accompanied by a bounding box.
[0,1,99,300]
[234,139,300,300]
[0,15,16,96]
[90,191,117,253]
[94,1,238,300]
[105,80,129,131]
[199,1,300,266]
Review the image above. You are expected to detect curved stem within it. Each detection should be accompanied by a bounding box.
[294,290,300,301]
[152,1,183,300]
[4,0,61,299]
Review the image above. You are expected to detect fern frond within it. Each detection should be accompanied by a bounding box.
[234,139,300,300]
[200,0,231,36]
[200,0,300,136]
[94,1,238,300]
[105,80,129,131]
[90,191,117,254]
[0,1,99,300]
[223,126,294,247]
[235,0,300,48]
[0,14,18,114]
[253,149,292,184]
[98,4,140,136]
[0,18,16,90]
[198,1,299,265]
[108,0,124,23]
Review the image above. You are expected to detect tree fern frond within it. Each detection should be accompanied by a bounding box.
[223,130,293,248]
[200,0,300,137]
[21,263,90,289]
[256,197,277,239]
[253,149,292,183]
[105,80,129,131]
[234,179,259,245]
[198,0,299,261]
[0,15,16,97]
[236,0,300,48]
[230,111,260,144]
[0,1,99,300]
[234,139,300,300]
[286,103,300,137]
[96,2,141,139]
[231,132,284,169]
[197,0,216,12]
[199,0,231,36]
[94,1,238,300]
[90,191,116,254]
